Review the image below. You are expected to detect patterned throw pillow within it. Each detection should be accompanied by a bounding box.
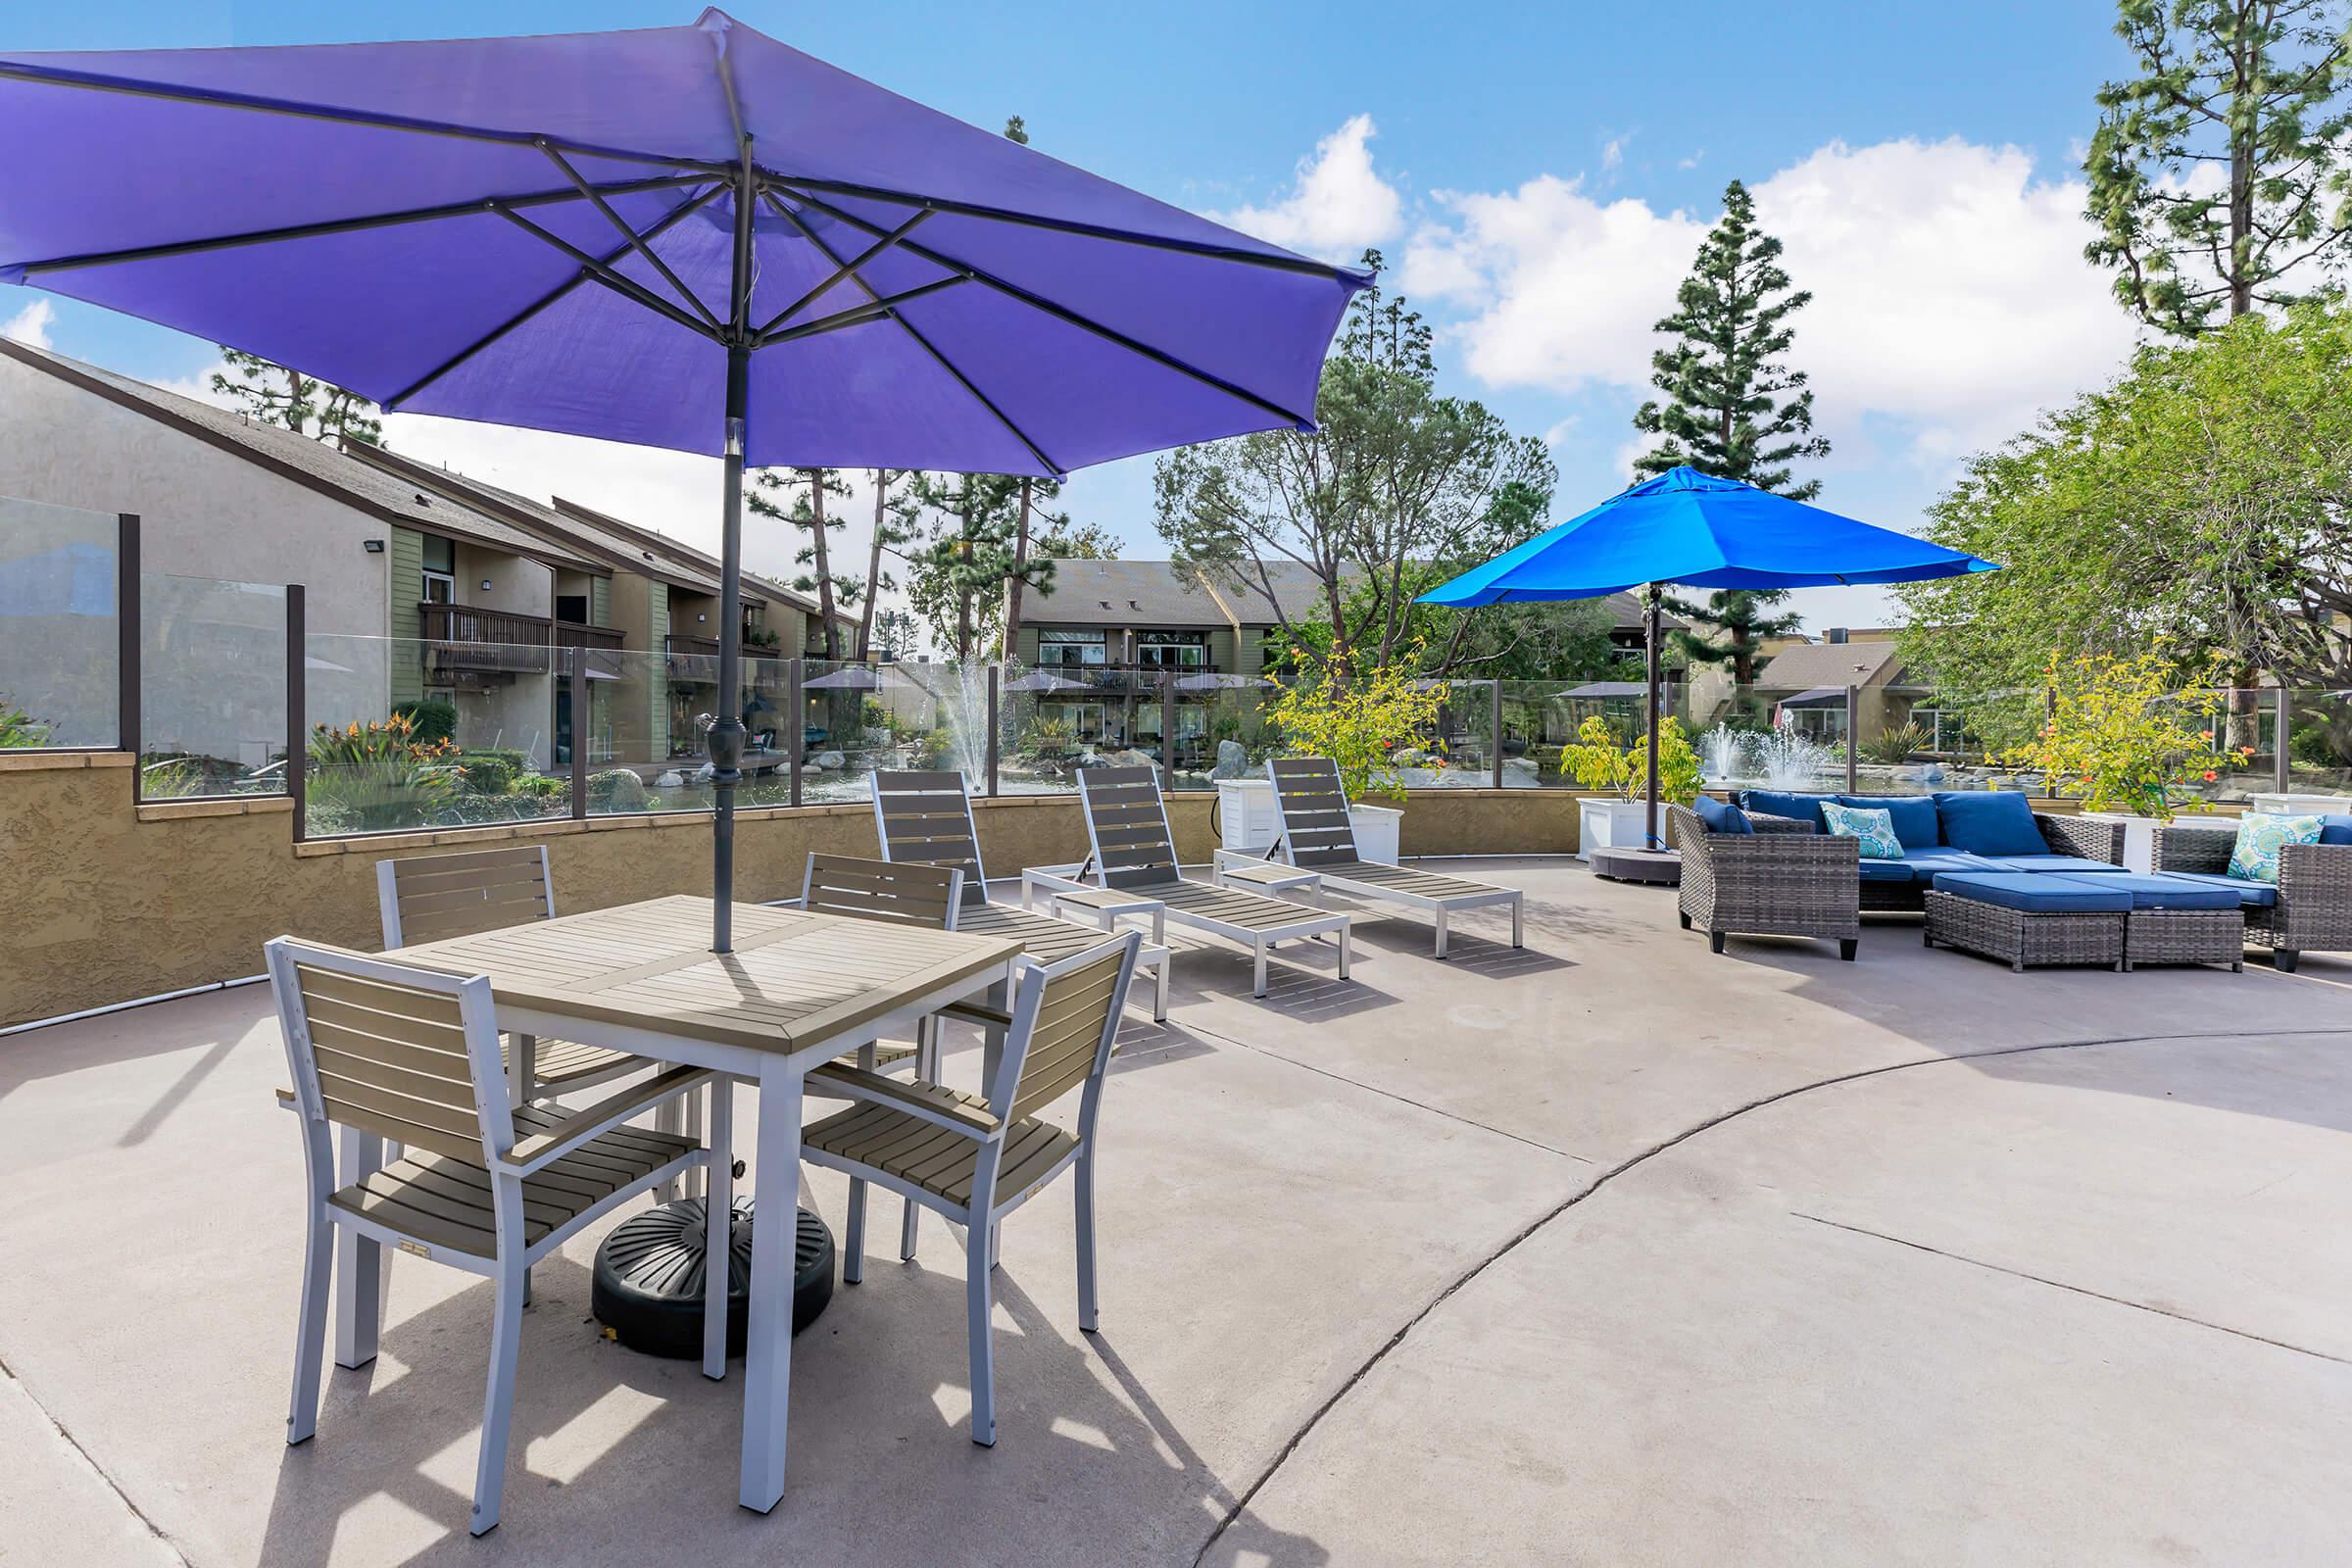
[2228,812,2325,885]
[1820,801,1904,860]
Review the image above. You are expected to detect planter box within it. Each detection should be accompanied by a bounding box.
[2248,791,2352,817]
[1348,802,1401,864]
[1577,797,1661,861]
[2079,809,2234,874]
[1214,777,1398,862]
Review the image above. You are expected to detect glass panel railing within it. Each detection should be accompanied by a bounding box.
[138,572,287,799]
[1173,672,1278,790]
[2280,689,2352,802]
[0,494,118,749]
[874,659,992,797]
[997,660,1084,795]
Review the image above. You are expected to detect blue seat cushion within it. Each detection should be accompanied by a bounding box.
[1691,794,1752,835]
[2073,873,2244,911]
[1982,855,2128,875]
[1858,858,1916,884]
[2318,813,2352,846]
[1900,850,2002,883]
[1740,789,1838,830]
[1839,793,1939,851]
[1934,791,2049,858]
[1931,871,2132,913]
[2150,870,2278,908]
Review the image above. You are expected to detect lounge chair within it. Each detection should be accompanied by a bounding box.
[1233,756,1525,958]
[1043,765,1351,997]
[267,937,720,1536]
[870,768,1173,1021]
[801,932,1140,1446]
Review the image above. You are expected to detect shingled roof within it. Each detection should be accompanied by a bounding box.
[1027,558,1665,632]
[1756,638,1917,690]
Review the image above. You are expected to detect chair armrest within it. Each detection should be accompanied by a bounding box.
[499,1064,713,1175]
[943,1000,1014,1029]
[275,1087,296,1109]
[1217,858,1320,892]
[2153,824,2236,874]
[1745,812,1815,835]
[2035,811,2120,863]
[2277,841,2352,905]
[765,896,808,907]
[803,1062,1000,1136]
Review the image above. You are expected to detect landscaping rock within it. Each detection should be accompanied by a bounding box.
[815,750,846,770]
[1209,739,1250,780]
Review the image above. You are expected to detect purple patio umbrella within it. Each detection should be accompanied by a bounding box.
[0,9,1364,948]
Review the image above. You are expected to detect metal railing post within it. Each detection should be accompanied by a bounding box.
[986,663,1002,797]
[788,657,804,808]
[117,514,140,782]
[2275,686,2291,793]
[285,584,306,840]
[569,651,589,820]
[2042,687,2058,800]
[1160,670,1176,791]
[1491,679,1504,788]
[1844,685,1859,792]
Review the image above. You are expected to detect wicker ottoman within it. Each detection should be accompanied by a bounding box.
[1923,874,2128,973]
[2088,873,2247,972]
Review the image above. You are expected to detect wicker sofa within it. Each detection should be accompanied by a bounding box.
[2152,822,2352,973]
[1669,793,2129,957]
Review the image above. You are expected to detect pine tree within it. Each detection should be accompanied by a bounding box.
[855,469,912,662]
[210,348,383,446]
[2084,0,2352,337]
[748,466,857,660]
[898,472,1059,659]
[1633,179,1828,498]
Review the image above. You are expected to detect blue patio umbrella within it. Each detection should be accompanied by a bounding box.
[0,9,1365,950]
[1419,466,1997,851]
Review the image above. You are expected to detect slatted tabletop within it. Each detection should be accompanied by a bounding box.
[388,894,1019,1057]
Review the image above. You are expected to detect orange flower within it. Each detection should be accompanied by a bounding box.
[2202,770,2217,782]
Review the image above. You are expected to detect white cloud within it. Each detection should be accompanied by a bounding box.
[2,299,54,350]
[1600,136,1628,173]
[1400,136,2144,465]
[1213,113,1403,262]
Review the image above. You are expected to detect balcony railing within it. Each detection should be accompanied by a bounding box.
[418,603,623,676]
[664,633,786,686]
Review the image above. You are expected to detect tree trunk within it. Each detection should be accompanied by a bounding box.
[956,487,974,661]
[807,469,840,661]
[1002,476,1033,662]
[2229,14,2254,318]
[857,469,889,661]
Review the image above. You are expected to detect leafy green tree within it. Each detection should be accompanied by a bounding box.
[897,472,1062,658]
[1154,251,1555,676]
[210,347,383,445]
[870,607,920,661]
[749,466,856,659]
[2084,0,2352,336]
[1632,179,1829,499]
[1897,300,2352,751]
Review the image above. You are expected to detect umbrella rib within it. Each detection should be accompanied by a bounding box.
[752,210,932,339]
[760,172,1364,282]
[539,143,721,331]
[491,204,721,341]
[12,173,709,276]
[383,182,723,410]
[755,276,971,347]
[761,191,1064,477]
[774,184,1318,431]
[0,60,732,175]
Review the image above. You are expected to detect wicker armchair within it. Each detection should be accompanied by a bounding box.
[2153,825,2352,973]
[1669,804,1860,959]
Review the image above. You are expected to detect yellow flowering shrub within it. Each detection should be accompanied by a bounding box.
[1559,714,1703,805]
[2003,650,2249,820]
[1268,657,1447,803]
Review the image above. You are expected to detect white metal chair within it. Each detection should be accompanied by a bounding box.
[800,931,1140,1446]
[376,845,650,1102]
[267,937,724,1537]
[1223,756,1525,958]
[1038,764,1351,997]
[871,768,1173,1020]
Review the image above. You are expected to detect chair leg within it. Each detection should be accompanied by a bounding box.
[1434,907,1449,959]
[1337,924,1350,980]
[2276,949,2301,974]
[844,1178,867,1286]
[703,1081,734,1381]
[1678,909,1692,930]
[286,1204,332,1445]
[333,1131,384,1370]
[1838,938,1857,962]
[965,1223,997,1446]
[1709,931,1726,955]
[1153,953,1170,1021]
[1075,1149,1100,1334]
[1253,941,1269,997]
[471,1261,526,1537]
[684,1085,707,1200]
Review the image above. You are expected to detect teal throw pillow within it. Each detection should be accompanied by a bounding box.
[2228,812,2325,885]
[1820,801,1904,860]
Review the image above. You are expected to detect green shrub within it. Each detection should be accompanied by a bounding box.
[391,697,458,747]
[308,715,462,831]
[514,773,565,801]
[0,696,51,749]
[2291,721,2351,768]
[1862,722,1929,763]
[452,750,522,794]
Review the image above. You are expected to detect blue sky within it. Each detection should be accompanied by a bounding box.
[3,2,2148,636]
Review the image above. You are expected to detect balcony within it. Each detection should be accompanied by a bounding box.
[418,603,624,680]
[664,633,787,687]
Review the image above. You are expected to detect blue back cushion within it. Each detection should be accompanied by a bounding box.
[1934,790,2047,858]
[1740,789,1838,831]
[2318,813,2352,846]
[1691,795,1752,835]
[1839,793,1939,852]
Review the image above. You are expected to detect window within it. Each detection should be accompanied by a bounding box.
[1039,628,1106,667]
[420,535,455,605]
[1137,628,1207,670]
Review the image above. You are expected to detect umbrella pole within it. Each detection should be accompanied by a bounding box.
[1643,583,1662,851]
[710,158,759,954]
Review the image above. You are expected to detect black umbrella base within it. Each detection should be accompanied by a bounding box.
[591,1198,834,1359]
[1589,846,1682,886]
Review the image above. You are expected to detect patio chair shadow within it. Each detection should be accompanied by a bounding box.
[253,1210,1314,1568]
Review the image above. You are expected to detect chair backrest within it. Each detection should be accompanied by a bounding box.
[377,845,554,950]
[1266,757,1359,867]
[1076,765,1183,890]
[983,931,1139,1130]
[266,937,509,1164]
[871,769,990,906]
[799,853,963,929]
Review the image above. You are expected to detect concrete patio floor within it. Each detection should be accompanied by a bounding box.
[2,857,2348,1566]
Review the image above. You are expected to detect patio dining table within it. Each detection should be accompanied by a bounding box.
[384,893,1019,1513]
